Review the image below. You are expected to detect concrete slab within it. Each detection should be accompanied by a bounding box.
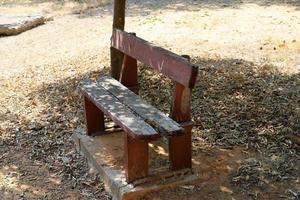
[72,129,199,200]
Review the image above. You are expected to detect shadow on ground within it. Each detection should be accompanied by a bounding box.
[139,58,300,198]
[76,0,300,18]
[1,57,299,199]
[4,0,297,18]
[0,70,111,199]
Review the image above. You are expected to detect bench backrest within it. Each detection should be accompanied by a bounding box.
[111,29,198,88]
[111,29,198,124]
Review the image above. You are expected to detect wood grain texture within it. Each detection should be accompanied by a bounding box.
[98,76,184,136]
[83,96,105,136]
[80,80,159,139]
[119,54,138,93]
[169,83,193,170]
[111,29,198,88]
[110,0,126,79]
[124,133,149,182]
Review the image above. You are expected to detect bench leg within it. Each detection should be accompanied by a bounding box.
[124,133,148,182]
[83,96,105,136]
[168,125,192,170]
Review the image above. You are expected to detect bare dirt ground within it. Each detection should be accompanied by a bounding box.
[0,0,299,199]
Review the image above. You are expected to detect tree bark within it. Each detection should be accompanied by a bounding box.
[111,0,126,80]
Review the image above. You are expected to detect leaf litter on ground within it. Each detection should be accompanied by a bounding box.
[139,57,299,197]
[0,55,299,198]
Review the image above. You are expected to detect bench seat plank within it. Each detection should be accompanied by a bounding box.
[98,76,184,136]
[80,80,159,139]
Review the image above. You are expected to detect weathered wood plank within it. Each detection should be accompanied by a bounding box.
[169,83,193,170]
[119,54,138,92]
[124,133,149,182]
[98,76,184,136]
[0,14,47,36]
[80,80,159,139]
[111,29,198,88]
[84,96,105,136]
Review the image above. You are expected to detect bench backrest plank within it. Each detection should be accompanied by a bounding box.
[111,29,198,88]
[80,80,159,139]
[98,76,184,135]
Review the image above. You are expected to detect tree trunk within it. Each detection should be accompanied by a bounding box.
[110,0,126,80]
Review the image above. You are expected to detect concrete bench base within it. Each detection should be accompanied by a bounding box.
[72,129,199,200]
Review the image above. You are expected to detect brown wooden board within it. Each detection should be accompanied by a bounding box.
[83,96,105,136]
[169,83,193,170]
[80,80,159,139]
[119,54,138,91]
[124,133,149,182]
[98,76,184,136]
[111,29,198,88]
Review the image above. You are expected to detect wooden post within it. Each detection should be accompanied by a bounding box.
[169,54,193,170]
[169,83,192,170]
[111,0,126,80]
[124,133,148,182]
[83,96,105,136]
[119,54,138,94]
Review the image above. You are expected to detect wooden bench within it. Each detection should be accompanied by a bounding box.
[79,29,198,183]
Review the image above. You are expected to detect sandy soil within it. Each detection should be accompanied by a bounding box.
[0,0,299,199]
